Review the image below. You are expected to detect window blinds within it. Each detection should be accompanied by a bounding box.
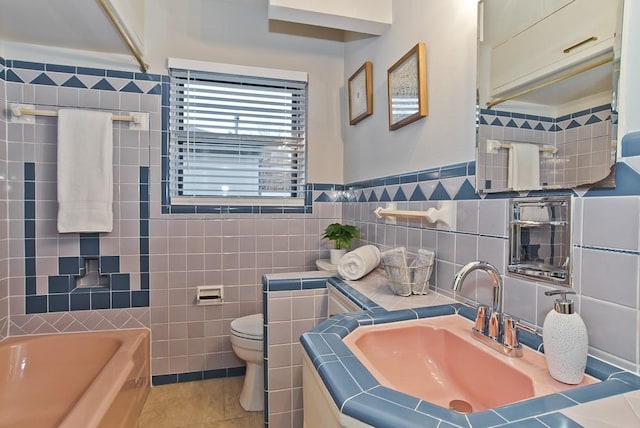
[169,67,307,204]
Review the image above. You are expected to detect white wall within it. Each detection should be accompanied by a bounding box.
[146,0,345,184]
[342,0,478,183]
[618,0,640,137]
[1,0,346,184]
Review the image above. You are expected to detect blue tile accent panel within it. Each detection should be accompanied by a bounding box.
[139,167,150,291]
[21,163,150,313]
[100,256,120,274]
[48,276,72,293]
[26,295,47,314]
[300,278,640,427]
[80,234,100,257]
[23,163,37,306]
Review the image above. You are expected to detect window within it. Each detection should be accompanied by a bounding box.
[168,59,308,206]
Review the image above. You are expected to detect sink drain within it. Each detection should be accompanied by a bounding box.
[449,399,473,414]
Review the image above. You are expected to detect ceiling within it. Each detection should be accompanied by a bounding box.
[0,0,131,54]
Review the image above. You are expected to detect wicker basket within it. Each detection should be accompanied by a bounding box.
[382,259,434,296]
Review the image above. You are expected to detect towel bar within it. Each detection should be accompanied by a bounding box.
[486,139,557,154]
[8,104,149,130]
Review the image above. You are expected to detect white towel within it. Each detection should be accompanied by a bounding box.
[338,245,381,281]
[57,109,113,233]
[507,143,540,191]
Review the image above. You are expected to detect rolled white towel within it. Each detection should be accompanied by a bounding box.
[338,245,381,281]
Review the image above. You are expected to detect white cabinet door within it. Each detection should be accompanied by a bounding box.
[490,0,617,97]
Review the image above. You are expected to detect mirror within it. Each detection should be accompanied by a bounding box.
[476,0,623,193]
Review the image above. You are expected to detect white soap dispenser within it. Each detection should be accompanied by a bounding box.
[542,290,588,384]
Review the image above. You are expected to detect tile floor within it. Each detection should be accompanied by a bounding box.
[138,376,263,428]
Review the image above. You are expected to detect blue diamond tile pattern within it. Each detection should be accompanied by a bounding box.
[62,75,87,88]
[121,81,143,93]
[91,78,116,91]
[31,72,57,85]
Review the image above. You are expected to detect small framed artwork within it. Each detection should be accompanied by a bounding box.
[387,42,428,130]
[348,61,373,125]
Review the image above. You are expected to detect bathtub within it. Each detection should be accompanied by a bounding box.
[0,329,150,428]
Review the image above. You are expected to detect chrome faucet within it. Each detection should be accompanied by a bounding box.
[452,261,535,357]
[452,260,503,313]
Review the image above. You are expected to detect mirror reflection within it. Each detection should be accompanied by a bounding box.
[476,0,623,193]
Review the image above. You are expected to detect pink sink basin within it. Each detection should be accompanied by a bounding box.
[343,314,598,413]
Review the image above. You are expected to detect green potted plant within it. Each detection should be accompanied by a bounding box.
[322,223,360,264]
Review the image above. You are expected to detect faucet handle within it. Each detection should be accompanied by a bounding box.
[502,315,537,349]
[488,311,501,340]
[473,305,488,333]
[502,315,519,348]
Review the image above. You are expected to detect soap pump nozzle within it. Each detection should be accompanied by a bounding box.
[544,289,576,315]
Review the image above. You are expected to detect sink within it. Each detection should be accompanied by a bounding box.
[343,314,598,413]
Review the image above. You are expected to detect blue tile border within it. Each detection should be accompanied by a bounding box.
[151,366,246,386]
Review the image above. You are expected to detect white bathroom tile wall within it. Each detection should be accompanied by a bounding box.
[436,231,455,263]
[266,287,327,428]
[580,248,638,308]
[456,200,480,234]
[503,275,538,324]
[580,296,638,364]
[477,236,508,273]
[478,199,509,237]
[582,196,640,251]
[455,233,478,266]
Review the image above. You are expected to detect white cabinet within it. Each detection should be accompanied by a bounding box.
[490,0,618,97]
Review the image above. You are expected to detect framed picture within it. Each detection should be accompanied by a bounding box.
[348,61,373,125]
[387,42,428,130]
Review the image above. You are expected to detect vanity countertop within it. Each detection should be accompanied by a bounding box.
[307,273,640,427]
[330,268,456,311]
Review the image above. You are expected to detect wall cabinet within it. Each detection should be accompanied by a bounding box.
[490,0,618,97]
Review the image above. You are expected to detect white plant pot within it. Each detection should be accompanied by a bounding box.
[329,249,346,265]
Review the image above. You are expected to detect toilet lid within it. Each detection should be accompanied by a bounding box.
[231,314,263,340]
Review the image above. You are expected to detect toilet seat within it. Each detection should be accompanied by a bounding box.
[231,314,263,340]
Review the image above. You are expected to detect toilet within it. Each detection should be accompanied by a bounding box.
[230,313,264,411]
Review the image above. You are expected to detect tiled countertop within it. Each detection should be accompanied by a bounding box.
[301,274,640,427]
[332,268,456,311]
